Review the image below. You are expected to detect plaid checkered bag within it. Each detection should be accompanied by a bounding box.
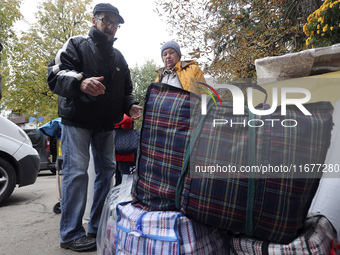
[175,86,334,244]
[230,213,339,255]
[113,201,230,255]
[131,82,200,210]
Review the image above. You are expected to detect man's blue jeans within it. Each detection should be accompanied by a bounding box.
[60,125,115,243]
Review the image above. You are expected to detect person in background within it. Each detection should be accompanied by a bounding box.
[47,3,142,252]
[114,114,136,186]
[155,40,205,93]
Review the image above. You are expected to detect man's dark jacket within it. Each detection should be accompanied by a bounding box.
[47,27,137,131]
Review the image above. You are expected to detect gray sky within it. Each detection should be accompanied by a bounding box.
[17,0,176,67]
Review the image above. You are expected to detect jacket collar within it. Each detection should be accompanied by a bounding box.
[174,60,195,71]
[156,60,195,74]
[156,60,196,82]
[89,26,117,48]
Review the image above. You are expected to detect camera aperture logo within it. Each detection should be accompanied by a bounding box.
[198,82,312,128]
[197,82,223,107]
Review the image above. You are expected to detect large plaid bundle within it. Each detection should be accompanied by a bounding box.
[132,83,334,244]
[113,201,230,255]
[176,96,334,244]
[131,83,200,210]
[230,214,338,255]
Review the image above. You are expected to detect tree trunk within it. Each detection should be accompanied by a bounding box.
[298,0,323,22]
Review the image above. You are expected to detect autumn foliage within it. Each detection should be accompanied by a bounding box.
[157,0,323,79]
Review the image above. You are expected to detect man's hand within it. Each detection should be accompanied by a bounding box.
[129,104,143,121]
[80,76,106,96]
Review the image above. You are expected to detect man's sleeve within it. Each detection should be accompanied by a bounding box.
[47,37,84,99]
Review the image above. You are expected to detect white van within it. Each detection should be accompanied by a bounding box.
[0,115,40,205]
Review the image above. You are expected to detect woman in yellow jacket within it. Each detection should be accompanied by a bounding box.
[155,40,205,93]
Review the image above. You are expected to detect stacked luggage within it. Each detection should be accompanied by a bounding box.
[230,214,338,255]
[113,202,230,254]
[98,82,339,254]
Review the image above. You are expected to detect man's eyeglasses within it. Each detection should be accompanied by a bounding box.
[96,17,120,29]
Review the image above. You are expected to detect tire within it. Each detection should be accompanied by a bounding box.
[50,167,56,175]
[0,158,16,205]
[53,202,61,214]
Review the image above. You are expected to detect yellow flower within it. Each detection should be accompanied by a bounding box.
[321,33,325,36]
[318,17,325,24]
[317,24,320,29]
[317,30,320,34]
[316,10,321,18]
[331,26,334,31]
[303,23,307,33]
[323,24,329,32]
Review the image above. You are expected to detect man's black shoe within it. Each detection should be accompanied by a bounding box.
[60,235,96,252]
[87,232,97,239]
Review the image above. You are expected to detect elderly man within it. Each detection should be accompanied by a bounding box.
[48,3,142,252]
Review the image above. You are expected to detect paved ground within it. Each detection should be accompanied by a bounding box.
[0,172,97,255]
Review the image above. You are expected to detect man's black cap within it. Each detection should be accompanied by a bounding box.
[93,3,124,24]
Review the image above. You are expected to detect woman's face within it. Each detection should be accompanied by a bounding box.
[162,48,180,69]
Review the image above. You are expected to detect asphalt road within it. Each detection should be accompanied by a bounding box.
[0,171,97,255]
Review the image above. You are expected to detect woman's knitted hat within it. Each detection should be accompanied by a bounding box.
[161,41,181,58]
